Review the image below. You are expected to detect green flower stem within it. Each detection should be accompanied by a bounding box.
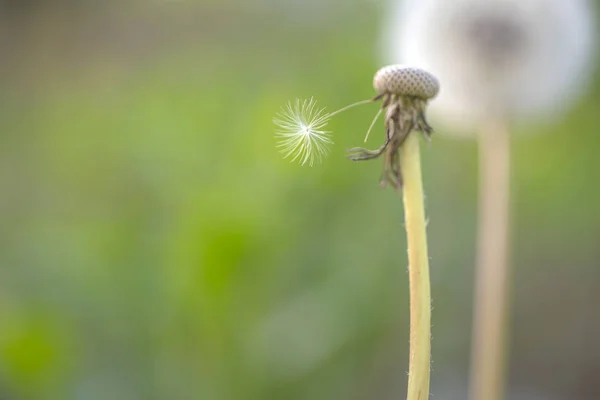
[400,131,432,400]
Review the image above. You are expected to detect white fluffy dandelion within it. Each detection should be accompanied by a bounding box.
[273,98,333,167]
[384,0,596,132]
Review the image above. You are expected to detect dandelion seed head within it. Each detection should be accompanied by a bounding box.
[383,0,596,132]
[273,98,334,167]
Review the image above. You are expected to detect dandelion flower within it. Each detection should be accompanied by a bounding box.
[273,98,333,166]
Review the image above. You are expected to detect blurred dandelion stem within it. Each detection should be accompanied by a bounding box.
[400,131,432,400]
[469,120,511,400]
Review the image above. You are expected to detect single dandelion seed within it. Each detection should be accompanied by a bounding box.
[273,98,333,167]
[273,97,373,166]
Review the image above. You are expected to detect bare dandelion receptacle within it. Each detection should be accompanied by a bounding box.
[373,65,440,100]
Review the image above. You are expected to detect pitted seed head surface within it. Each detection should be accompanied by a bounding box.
[373,65,439,100]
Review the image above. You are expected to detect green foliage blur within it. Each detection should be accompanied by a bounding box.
[1,1,600,399]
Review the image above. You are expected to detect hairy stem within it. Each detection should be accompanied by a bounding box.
[469,120,511,400]
[400,131,432,400]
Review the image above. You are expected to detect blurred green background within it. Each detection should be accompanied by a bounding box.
[1,1,599,399]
